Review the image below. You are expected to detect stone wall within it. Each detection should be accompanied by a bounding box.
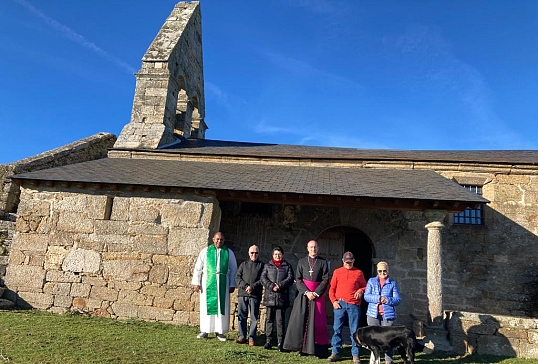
[440,171,538,319]
[0,217,16,284]
[0,221,13,304]
[4,185,220,325]
[0,132,116,283]
[447,311,538,358]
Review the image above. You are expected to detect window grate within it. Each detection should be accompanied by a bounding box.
[453,185,484,225]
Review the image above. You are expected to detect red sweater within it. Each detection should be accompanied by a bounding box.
[328,266,367,305]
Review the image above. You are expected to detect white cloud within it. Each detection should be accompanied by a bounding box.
[262,50,363,90]
[13,0,136,75]
[205,81,230,109]
[255,120,295,135]
[255,119,388,150]
[390,25,528,149]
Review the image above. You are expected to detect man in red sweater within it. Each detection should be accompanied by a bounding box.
[327,252,367,363]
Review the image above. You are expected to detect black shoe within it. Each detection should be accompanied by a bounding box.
[264,342,272,350]
[277,343,284,352]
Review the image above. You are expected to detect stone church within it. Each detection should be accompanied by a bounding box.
[1,1,537,358]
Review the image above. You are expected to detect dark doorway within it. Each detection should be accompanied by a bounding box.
[344,230,374,328]
[317,226,373,328]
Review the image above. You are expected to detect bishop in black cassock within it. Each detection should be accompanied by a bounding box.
[283,240,330,358]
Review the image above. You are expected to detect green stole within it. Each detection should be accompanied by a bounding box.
[206,245,229,315]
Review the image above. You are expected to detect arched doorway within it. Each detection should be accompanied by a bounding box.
[317,226,374,328]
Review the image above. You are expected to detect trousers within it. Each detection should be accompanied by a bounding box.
[265,306,286,344]
[237,296,260,340]
[330,300,361,357]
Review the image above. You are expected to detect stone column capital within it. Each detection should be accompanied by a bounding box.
[425,221,445,230]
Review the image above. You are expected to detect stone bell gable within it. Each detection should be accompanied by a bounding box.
[114,1,207,150]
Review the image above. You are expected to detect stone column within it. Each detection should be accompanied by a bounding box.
[424,209,447,327]
[421,209,453,352]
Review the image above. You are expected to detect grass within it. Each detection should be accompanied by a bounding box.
[0,310,536,364]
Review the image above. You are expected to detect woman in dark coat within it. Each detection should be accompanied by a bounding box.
[261,246,294,351]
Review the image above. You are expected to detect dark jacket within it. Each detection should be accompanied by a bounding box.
[261,260,294,308]
[235,259,265,299]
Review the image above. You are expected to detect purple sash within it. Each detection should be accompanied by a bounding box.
[303,279,329,345]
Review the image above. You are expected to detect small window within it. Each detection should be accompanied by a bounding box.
[453,185,484,225]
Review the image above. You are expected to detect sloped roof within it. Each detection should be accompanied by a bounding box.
[144,139,538,165]
[12,157,487,211]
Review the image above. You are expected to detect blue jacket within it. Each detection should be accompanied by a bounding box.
[364,276,401,320]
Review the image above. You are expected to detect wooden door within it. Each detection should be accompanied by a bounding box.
[317,229,345,324]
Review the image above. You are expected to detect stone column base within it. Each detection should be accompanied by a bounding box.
[421,325,453,353]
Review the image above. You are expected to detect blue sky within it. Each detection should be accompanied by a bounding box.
[1,0,537,164]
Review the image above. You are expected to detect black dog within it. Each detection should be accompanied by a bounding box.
[353,326,425,364]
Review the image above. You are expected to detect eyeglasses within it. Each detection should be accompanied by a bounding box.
[344,261,353,264]
[249,252,259,255]
[378,270,387,274]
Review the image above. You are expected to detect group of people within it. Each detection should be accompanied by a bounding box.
[191,232,401,364]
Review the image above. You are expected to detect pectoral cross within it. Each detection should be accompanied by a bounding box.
[308,257,316,279]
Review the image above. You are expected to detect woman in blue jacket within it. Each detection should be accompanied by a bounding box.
[364,261,401,364]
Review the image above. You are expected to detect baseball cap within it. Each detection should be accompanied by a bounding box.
[343,251,354,262]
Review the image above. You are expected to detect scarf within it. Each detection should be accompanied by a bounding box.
[378,277,387,315]
[272,258,282,268]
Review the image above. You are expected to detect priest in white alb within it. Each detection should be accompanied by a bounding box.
[192,231,238,341]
